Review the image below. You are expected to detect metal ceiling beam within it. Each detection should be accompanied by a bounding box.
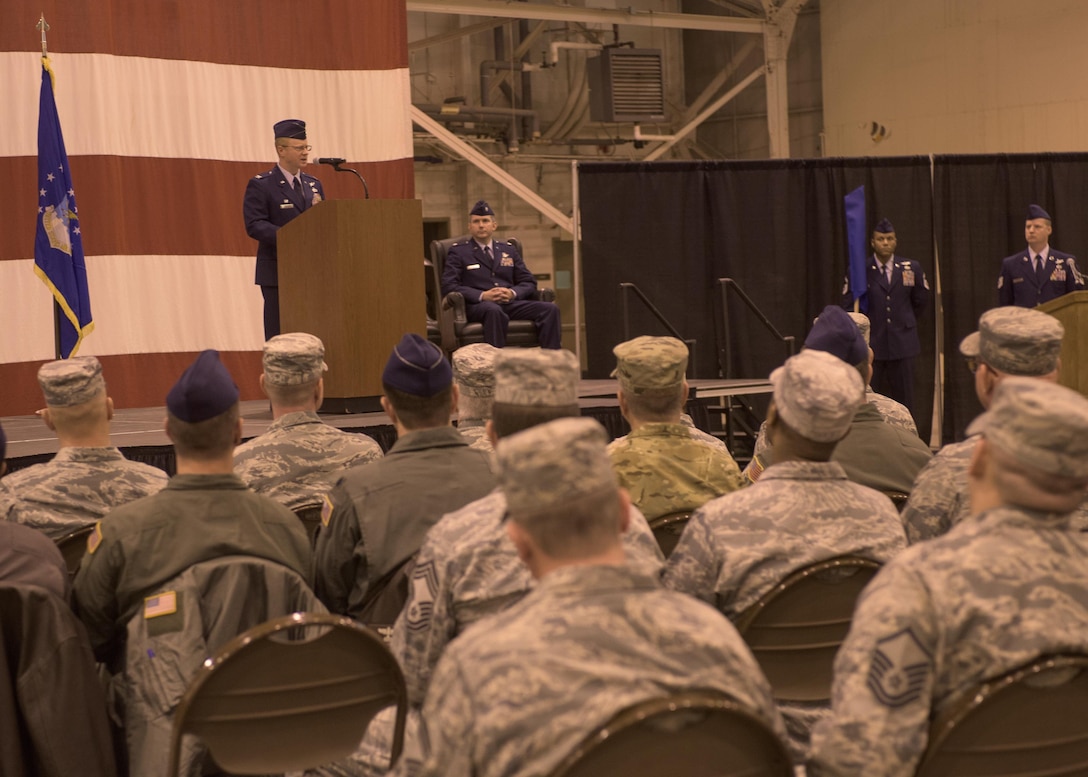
[406,1,765,34]
[408,18,507,53]
[411,106,574,235]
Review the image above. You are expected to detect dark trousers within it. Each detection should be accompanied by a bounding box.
[872,357,915,415]
[261,285,280,340]
[466,299,561,348]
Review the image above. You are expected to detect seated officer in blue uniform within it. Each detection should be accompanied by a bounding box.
[840,217,930,415]
[440,200,561,349]
[243,119,325,339]
[998,204,1084,308]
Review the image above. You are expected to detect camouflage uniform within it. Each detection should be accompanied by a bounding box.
[809,508,1088,777]
[809,378,1088,777]
[608,336,744,519]
[1,448,168,539]
[234,411,382,509]
[391,489,665,707]
[611,414,728,450]
[608,423,743,520]
[1,357,168,538]
[902,306,1069,542]
[454,419,492,452]
[407,565,784,777]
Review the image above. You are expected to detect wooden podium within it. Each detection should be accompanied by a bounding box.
[1038,290,1088,398]
[278,199,425,412]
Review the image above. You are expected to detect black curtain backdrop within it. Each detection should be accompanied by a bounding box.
[935,153,1088,441]
[581,154,1088,445]
[580,158,936,438]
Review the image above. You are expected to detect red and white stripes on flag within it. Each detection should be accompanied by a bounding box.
[1,1,413,414]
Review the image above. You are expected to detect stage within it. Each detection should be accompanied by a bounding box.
[3,378,771,473]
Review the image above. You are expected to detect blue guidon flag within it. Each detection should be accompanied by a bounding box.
[844,185,868,315]
[35,55,93,358]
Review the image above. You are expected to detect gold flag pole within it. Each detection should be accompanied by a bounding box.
[36,12,49,57]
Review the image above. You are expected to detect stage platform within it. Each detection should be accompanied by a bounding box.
[3,378,771,473]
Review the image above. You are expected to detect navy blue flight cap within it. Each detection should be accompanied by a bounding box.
[1026,204,1051,221]
[873,218,895,234]
[382,334,452,397]
[804,305,870,366]
[166,350,240,422]
[274,119,307,141]
[470,200,495,217]
[0,421,6,461]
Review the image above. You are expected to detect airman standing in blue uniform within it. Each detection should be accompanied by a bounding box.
[841,218,929,416]
[997,204,1084,308]
[440,200,561,349]
[243,119,325,339]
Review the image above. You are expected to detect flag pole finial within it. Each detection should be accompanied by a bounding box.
[36,13,49,57]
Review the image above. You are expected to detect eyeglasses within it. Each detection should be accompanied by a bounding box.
[280,144,311,152]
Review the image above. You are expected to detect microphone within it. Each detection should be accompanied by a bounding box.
[315,157,346,166]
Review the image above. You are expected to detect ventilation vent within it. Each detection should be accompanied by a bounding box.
[587,48,666,123]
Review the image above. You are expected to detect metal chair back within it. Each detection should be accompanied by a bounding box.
[735,555,881,703]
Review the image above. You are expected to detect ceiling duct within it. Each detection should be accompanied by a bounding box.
[587,48,666,123]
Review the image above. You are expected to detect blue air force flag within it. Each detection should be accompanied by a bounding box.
[35,56,93,357]
[844,185,868,315]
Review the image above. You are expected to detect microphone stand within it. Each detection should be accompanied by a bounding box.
[330,163,370,199]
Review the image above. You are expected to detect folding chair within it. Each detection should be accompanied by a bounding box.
[55,523,95,578]
[549,691,792,777]
[167,611,407,777]
[647,511,693,558]
[735,555,881,703]
[915,653,1088,776]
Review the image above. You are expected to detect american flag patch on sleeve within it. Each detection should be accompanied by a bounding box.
[144,591,178,619]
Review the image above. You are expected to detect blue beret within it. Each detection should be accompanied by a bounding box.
[470,200,495,217]
[873,218,895,234]
[274,119,307,140]
[804,306,869,366]
[1026,204,1051,221]
[166,350,240,422]
[382,334,452,397]
[0,422,6,461]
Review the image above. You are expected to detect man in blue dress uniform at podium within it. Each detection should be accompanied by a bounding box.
[441,200,561,349]
[998,204,1084,308]
[244,119,326,339]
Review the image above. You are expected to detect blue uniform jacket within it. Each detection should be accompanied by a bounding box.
[441,238,538,303]
[243,167,325,287]
[842,256,930,361]
[997,248,1083,307]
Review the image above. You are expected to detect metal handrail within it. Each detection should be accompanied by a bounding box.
[716,278,796,378]
[619,282,697,377]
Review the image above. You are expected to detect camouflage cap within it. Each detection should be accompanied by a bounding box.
[959,308,1063,376]
[610,336,688,393]
[37,356,105,407]
[497,416,617,519]
[263,332,328,386]
[847,312,871,345]
[452,343,501,398]
[967,377,1088,480]
[493,348,580,407]
[770,350,864,443]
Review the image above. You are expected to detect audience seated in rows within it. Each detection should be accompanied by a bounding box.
[809,377,1088,776]
[403,416,785,777]
[901,306,1088,541]
[665,349,908,758]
